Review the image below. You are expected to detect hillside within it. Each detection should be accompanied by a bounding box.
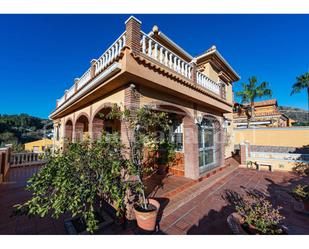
[0,114,53,150]
[278,106,308,125]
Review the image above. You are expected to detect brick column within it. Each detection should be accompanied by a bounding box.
[183,115,199,179]
[125,16,142,55]
[220,82,227,100]
[121,83,141,156]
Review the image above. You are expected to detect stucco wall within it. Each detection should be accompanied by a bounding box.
[234,127,309,148]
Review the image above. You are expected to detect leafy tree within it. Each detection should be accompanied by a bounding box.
[236,76,272,127]
[14,132,135,233]
[0,131,18,145]
[107,105,174,209]
[291,72,309,123]
[14,106,175,233]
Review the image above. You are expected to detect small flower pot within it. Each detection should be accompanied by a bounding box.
[133,198,160,232]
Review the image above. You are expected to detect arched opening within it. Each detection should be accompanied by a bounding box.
[197,115,223,173]
[64,120,73,142]
[92,107,121,140]
[75,115,89,141]
[144,104,188,177]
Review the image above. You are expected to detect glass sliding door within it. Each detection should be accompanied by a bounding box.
[198,118,217,173]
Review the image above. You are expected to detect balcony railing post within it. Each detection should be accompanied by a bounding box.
[190,59,197,83]
[74,78,79,93]
[64,90,68,101]
[90,59,97,79]
[125,16,142,56]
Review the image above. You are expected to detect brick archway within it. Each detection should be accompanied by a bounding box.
[91,103,121,140]
[143,101,199,179]
[75,113,90,141]
[64,119,73,142]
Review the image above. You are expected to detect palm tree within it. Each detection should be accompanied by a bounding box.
[291,72,309,124]
[236,76,272,127]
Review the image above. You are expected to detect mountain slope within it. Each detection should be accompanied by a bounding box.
[0,114,53,148]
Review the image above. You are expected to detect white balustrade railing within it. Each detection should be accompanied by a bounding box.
[66,84,75,100]
[10,152,45,167]
[140,32,192,80]
[56,32,126,109]
[56,29,225,109]
[58,95,65,107]
[95,32,126,76]
[196,71,221,95]
[76,68,91,91]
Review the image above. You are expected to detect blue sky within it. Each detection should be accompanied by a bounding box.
[0,14,308,118]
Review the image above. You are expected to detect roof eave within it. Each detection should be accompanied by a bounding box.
[195,49,240,82]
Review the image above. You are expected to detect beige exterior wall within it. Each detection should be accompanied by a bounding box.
[201,63,219,82]
[225,84,233,104]
[234,127,309,147]
[24,138,53,152]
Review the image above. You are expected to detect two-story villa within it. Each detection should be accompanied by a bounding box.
[49,16,240,180]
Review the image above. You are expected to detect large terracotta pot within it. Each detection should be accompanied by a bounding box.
[133,198,160,232]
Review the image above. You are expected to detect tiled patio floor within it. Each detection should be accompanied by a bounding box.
[1,164,309,235]
[158,168,309,235]
[0,166,70,234]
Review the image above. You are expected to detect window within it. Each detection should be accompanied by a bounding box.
[198,118,217,173]
[33,146,39,153]
[170,121,183,151]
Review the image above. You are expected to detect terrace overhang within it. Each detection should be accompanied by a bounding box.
[196,46,240,83]
[49,62,122,120]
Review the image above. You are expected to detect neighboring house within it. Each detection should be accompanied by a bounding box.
[24,138,53,153]
[233,99,291,128]
[49,16,240,180]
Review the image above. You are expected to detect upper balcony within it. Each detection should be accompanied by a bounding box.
[50,16,240,119]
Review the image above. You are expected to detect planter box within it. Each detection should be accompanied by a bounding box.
[64,209,114,235]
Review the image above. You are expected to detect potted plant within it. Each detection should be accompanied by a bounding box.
[155,140,176,175]
[292,184,309,211]
[227,192,286,235]
[107,105,173,232]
